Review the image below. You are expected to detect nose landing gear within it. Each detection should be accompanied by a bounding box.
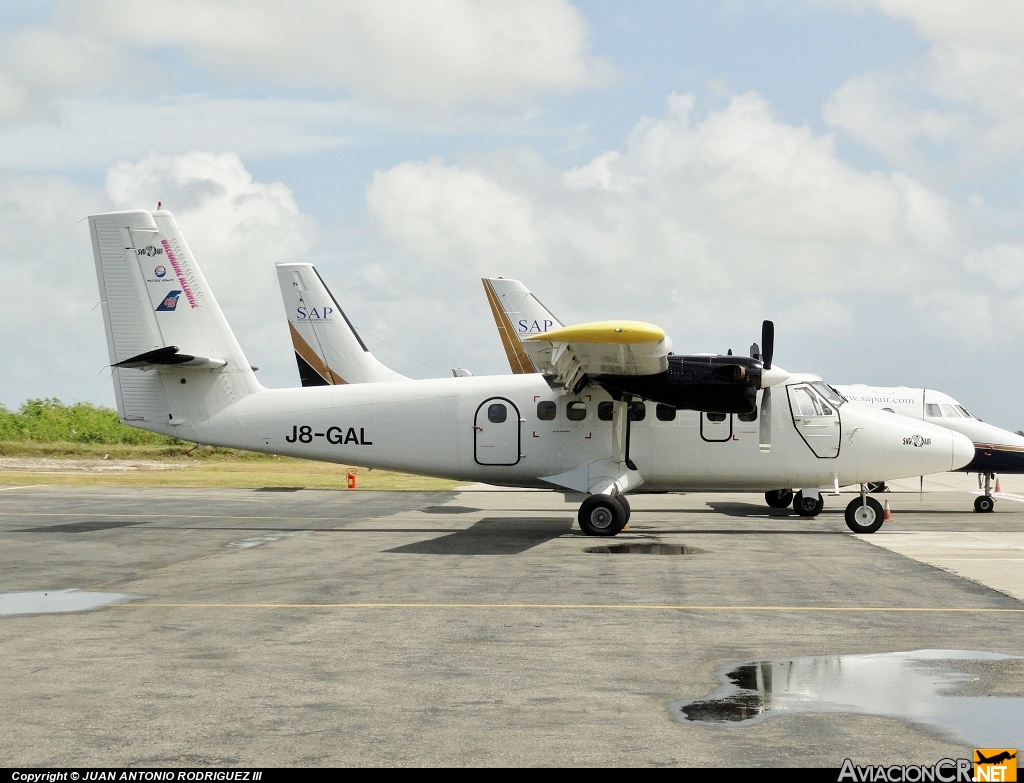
[974,473,996,513]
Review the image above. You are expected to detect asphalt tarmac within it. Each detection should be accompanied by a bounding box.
[2,478,1023,767]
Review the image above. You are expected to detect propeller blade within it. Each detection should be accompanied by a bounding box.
[759,388,772,452]
[761,320,774,370]
[749,342,760,360]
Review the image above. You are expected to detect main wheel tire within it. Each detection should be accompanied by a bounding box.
[845,496,884,533]
[974,495,995,513]
[616,494,632,524]
[765,489,794,509]
[793,491,824,517]
[578,495,627,536]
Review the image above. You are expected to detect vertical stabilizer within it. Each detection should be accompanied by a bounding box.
[481,278,564,374]
[276,262,408,385]
[90,210,261,438]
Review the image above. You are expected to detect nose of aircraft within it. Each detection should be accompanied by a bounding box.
[950,430,974,471]
[840,403,977,482]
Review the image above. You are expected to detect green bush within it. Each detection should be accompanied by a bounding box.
[0,398,182,445]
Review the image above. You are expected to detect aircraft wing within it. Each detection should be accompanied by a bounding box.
[524,320,672,393]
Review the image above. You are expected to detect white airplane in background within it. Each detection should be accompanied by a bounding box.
[89,209,971,537]
[481,277,1022,515]
[834,386,1024,513]
[272,261,978,533]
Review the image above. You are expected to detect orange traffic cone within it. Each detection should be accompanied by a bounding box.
[883,500,892,521]
[995,477,1002,493]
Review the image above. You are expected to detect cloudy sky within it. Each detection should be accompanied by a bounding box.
[2,1,1024,429]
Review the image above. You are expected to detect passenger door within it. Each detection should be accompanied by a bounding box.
[474,397,521,465]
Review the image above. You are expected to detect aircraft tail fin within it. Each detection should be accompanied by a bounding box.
[276,263,409,385]
[481,277,563,374]
[89,209,261,439]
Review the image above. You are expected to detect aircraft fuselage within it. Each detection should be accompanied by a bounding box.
[143,370,969,492]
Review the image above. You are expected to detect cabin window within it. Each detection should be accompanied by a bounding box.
[487,403,507,424]
[629,401,646,421]
[536,401,556,421]
[706,412,727,422]
[925,404,941,417]
[598,401,613,421]
[566,401,587,421]
[737,409,757,422]
[656,404,676,421]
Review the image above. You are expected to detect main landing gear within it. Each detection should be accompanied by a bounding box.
[765,489,823,516]
[765,489,794,508]
[974,473,996,513]
[793,490,824,517]
[578,494,631,536]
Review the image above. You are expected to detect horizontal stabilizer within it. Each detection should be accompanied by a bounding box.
[112,346,227,369]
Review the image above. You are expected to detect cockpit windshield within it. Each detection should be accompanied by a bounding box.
[811,382,846,407]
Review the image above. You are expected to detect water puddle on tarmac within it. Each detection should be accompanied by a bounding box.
[0,589,140,616]
[673,650,1024,747]
[585,543,703,555]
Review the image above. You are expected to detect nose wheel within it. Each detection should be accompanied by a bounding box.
[974,473,996,513]
[845,496,884,533]
[974,495,995,513]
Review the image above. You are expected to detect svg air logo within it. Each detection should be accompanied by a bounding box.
[903,434,933,447]
[974,749,1017,782]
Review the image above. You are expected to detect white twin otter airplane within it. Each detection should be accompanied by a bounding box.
[90,209,972,538]
[278,264,1024,519]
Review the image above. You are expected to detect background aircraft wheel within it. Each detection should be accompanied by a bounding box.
[765,489,794,508]
[845,497,884,533]
[578,495,627,537]
[793,491,824,517]
[974,495,995,513]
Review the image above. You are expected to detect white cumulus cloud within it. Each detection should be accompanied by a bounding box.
[366,92,958,351]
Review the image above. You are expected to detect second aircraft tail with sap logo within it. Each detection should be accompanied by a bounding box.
[481,277,564,375]
[276,263,408,386]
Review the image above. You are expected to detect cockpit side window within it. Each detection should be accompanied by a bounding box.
[811,382,846,407]
[940,404,962,418]
[791,387,824,416]
[956,405,974,419]
[925,404,941,417]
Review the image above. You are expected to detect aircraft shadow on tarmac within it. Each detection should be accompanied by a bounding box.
[13,519,153,533]
[386,516,574,555]
[704,500,978,518]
